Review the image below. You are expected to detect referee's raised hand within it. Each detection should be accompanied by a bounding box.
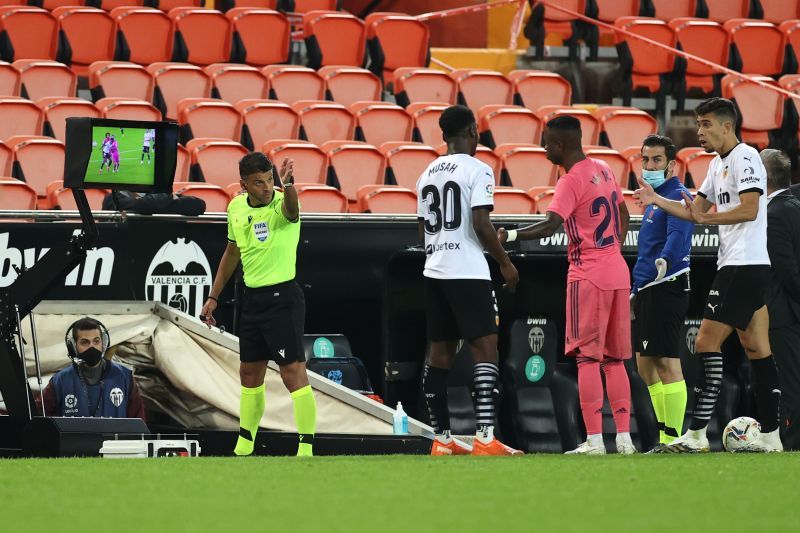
[279,158,295,186]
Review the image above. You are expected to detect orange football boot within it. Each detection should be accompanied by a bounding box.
[471,438,524,456]
[430,437,472,456]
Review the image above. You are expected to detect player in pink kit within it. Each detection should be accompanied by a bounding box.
[498,116,635,454]
[109,135,120,173]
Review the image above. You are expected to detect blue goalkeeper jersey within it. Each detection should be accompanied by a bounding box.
[632,176,693,293]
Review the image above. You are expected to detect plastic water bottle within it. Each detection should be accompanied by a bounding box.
[393,402,408,435]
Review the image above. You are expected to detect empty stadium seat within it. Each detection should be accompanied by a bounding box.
[225,181,243,198]
[450,69,513,114]
[531,188,556,213]
[303,10,365,69]
[172,181,229,212]
[365,12,429,83]
[649,0,698,20]
[722,74,784,149]
[169,7,232,66]
[621,146,643,186]
[147,62,211,121]
[525,0,587,60]
[294,183,347,213]
[407,102,447,146]
[0,140,10,175]
[318,66,381,107]
[47,181,106,211]
[475,145,502,181]
[88,61,152,101]
[151,0,204,10]
[0,7,58,62]
[594,107,657,152]
[110,7,173,65]
[508,69,571,113]
[623,190,644,215]
[677,146,714,189]
[585,147,630,189]
[493,187,536,214]
[261,65,324,105]
[350,101,412,147]
[7,135,64,208]
[393,67,456,108]
[322,141,385,204]
[356,184,416,214]
[0,178,37,209]
[52,7,115,77]
[189,139,248,187]
[236,99,299,151]
[496,143,556,189]
[595,0,641,43]
[380,141,438,190]
[293,99,354,145]
[725,19,784,77]
[205,63,268,105]
[95,0,145,10]
[13,60,75,102]
[177,97,241,144]
[0,97,42,140]
[262,140,327,184]
[478,105,541,149]
[536,106,600,146]
[704,0,750,23]
[614,17,677,110]
[38,97,100,142]
[226,8,290,66]
[783,20,800,74]
[176,142,190,182]
[669,18,728,102]
[96,97,162,121]
[760,0,800,24]
[0,61,19,96]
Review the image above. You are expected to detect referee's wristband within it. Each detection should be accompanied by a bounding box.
[506,229,518,243]
[206,296,218,303]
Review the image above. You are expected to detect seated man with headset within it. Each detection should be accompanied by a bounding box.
[40,317,145,419]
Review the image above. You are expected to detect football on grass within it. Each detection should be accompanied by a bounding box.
[722,416,761,452]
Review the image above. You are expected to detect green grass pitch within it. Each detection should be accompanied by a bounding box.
[1,454,797,532]
[84,127,155,186]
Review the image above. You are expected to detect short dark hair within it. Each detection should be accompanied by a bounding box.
[695,97,737,125]
[546,115,582,133]
[239,152,273,179]
[642,134,677,162]
[439,105,475,138]
[761,149,791,190]
[71,317,103,341]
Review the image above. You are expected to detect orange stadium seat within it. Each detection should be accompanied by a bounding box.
[594,0,640,44]
[0,140,10,175]
[225,182,243,198]
[169,8,232,66]
[237,99,300,151]
[303,10,366,69]
[380,141,438,190]
[703,0,750,23]
[172,182,230,212]
[47,181,107,211]
[147,62,211,121]
[779,74,800,130]
[261,65,324,105]
[584,147,630,189]
[594,107,657,152]
[525,0,587,60]
[623,190,644,215]
[614,17,677,110]
[177,97,241,143]
[478,105,541,149]
[96,97,162,121]
[722,74,784,149]
[262,140,328,184]
[475,145,502,181]
[151,0,204,10]
[13,60,75,102]
[323,141,385,204]
[293,99,355,145]
[406,102,447,146]
[292,0,339,12]
[450,69,513,114]
[95,0,145,10]
[0,61,19,95]
[216,0,277,12]
[51,7,115,78]
[530,188,556,214]
[621,146,643,186]
[226,8,290,66]
[782,21,800,74]
[760,0,800,24]
[0,7,57,62]
[365,12,429,84]
[38,97,100,143]
[88,61,153,101]
[0,98,41,140]
[508,70,571,113]
[669,18,728,101]
[393,68,456,107]
[189,139,248,187]
[356,184,416,214]
[350,101,412,147]
[677,147,714,189]
[319,66,381,107]
[493,187,536,214]
[495,144,556,189]
[649,0,698,20]
[110,7,173,65]
[176,143,190,182]
[205,63,268,105]
[294,183,348,213]
[0,177,37,209]
[40,0,87,9]
[724,19,785,78]
[536,106,600,146]
[7,135,64,208]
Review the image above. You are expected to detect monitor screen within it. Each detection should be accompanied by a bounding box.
[84,126,157,187]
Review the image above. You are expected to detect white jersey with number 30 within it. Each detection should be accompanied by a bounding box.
[416,153,495,280]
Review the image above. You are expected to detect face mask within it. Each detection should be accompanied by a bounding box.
[641,168,668,189]
[79,346,103,366]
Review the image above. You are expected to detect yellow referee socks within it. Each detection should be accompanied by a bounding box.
[291,385,317,457]
[647,382,666,443]
[234,383,265,456]
[663,380,687,444]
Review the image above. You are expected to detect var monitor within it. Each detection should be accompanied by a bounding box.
[63,117,179,193]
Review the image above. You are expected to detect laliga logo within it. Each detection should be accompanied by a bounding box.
[145,238,211,317]
[686,326,699,354]
[528,327,545,354]
[64,394,78,409]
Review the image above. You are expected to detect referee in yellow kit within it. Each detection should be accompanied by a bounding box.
[200,152,316,457]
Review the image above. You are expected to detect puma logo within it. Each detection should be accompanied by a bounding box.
[707,303,718,313]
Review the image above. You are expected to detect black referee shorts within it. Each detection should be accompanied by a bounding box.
[239,280,305,365]
[633,273,690,358]
[704,265,770,330]
[424,277,498,342]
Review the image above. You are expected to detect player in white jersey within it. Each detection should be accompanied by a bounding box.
[417,105,522,456]
[141,128,155,165]
[636,98,782,453]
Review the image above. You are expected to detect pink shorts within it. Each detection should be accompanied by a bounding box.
[565,279,631,361]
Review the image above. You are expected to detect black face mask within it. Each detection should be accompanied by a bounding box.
[79,346,103,366]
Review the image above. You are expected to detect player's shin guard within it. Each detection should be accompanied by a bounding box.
[423,365,450,435]
[602,359,631,433]
[577,357,603,435]
[234,383,265,456]
[291,385,317,456]
[663,380,687,443]
[648,381,666,442]
[689,352,723,431]
[752,356,781,433]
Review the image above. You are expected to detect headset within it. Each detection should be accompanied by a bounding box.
[65,318,111,363]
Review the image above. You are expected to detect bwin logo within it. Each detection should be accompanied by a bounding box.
[528,327,545,354]
[686,327,699,354]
